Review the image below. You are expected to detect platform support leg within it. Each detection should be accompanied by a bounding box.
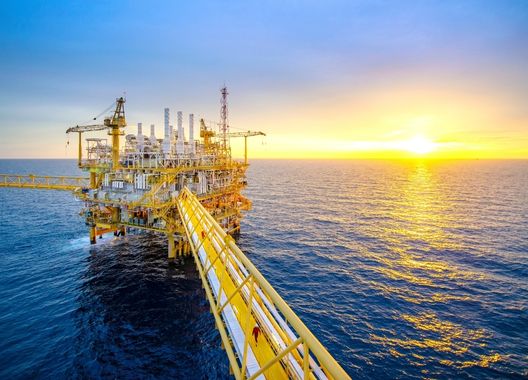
[167,233,176,260]
[90,172,96,188]
[89,227,96,244]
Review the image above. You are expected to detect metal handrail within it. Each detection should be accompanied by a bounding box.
[177,187,350,380]
[0,174,90,190]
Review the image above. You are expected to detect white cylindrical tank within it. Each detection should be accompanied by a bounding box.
[189,114,195,155]
[176,111,185,155]
[163,108,171,154]
[164,108,170,138]
[170,125,174,153]
[150,124,157,145]
[137,122,144,152]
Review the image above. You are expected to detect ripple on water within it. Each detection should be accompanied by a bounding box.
[1,159,527,379]
[240,159,528,379]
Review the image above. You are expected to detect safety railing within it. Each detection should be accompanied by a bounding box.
[0,174,90,191]
[176,187,350,380]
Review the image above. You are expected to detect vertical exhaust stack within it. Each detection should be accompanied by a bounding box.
[137,122,144,152]
[150,124,157,146]
[189,114,195,155]
[163,108,171,154]
[176,111,185,155]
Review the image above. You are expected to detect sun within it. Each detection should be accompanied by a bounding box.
[401,135,436,155]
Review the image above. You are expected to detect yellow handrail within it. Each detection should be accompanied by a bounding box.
[177,187,350,380]
[0,174,90,191]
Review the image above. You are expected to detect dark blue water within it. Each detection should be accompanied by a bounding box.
[0,159,527,379]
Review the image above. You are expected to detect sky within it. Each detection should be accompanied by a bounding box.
[0,0,527,159]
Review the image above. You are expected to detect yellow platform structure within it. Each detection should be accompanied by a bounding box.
[0,89,350,379]
[178,188,349,380]
[0,174,90,191]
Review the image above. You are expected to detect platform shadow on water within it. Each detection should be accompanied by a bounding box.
[71,234,230,379]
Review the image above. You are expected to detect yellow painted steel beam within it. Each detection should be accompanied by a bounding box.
[89,226,96,244]
[217,274,253,314]
[167,233,176,259]
[248,337,304,380]
[188,237,244,380]
[178,194,287,379]
[176,187,351,380]
[120,221,183,234]
[78,131,82,167]
[119,163,246,174]
[0,174,90,191]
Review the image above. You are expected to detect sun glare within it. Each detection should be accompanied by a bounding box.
[401,135,436,155]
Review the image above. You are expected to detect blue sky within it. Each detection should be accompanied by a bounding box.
[1,1,527,158]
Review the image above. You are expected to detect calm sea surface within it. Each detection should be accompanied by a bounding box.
[0,159,526,379]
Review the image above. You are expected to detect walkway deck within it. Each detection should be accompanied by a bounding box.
[177,187,350,380]
[0,174,89,191]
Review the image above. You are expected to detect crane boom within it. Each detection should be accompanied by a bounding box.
[66,124,108,134]
[226,131,266,138]
[66,124,109,168]
[226,130,265,164]
[65,97,126,171]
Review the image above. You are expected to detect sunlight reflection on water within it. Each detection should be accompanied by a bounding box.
[0,159,526,379]
[240,159,527,379]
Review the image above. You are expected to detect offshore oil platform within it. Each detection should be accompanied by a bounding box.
[0,88,350,380]
[66,87,260,258]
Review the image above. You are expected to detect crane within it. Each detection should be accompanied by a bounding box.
[66,124,109,167]
[199,118,216,151]
[66,97,126,170]
[226,130,265,165]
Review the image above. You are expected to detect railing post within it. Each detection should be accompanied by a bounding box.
[216,244,227,309]
[303,341,310,379]
[217,274,253,315]
[193,222,217,255]
[241,276,255,379]
[247,337,303,380]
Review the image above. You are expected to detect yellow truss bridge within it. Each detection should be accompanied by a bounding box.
[0,174,90,191]
[0,91,350,379]
[0,176,351,379]
[177,188,349,380]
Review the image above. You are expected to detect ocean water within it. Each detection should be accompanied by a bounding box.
[0,159,527,379]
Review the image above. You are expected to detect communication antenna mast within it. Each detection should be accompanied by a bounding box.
[220,86,229,150]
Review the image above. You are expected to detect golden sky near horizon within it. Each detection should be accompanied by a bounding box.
[230,84,528,160]
[1,2,527,159]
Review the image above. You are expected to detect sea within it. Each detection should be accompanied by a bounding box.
[0,159,526,379]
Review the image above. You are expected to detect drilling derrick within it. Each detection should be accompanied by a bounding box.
[220,86,229,153]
